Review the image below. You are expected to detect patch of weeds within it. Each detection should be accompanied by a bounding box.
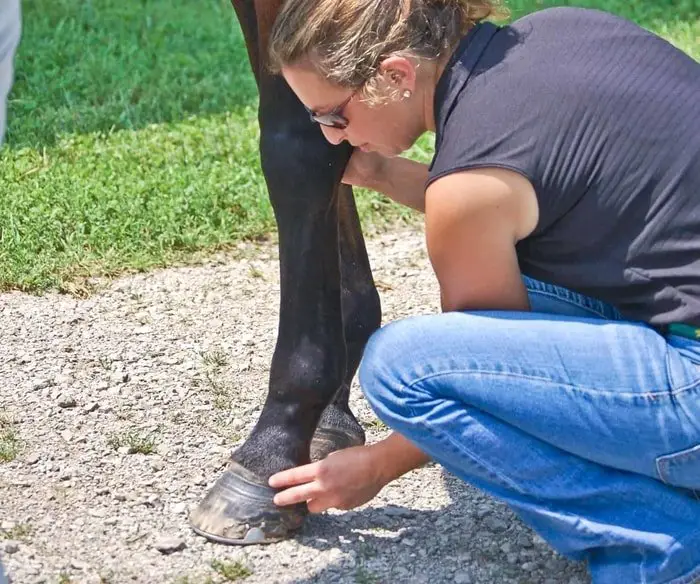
[202,349,228,369]
[99,570,115,583]
[98,356,112,370]
[107,430,157,454]
[362,418,388,431]
[0,416,21,462]
[354,566,380,584]
[0,523,32,541]
[58,573,72,584]
[204,371,233,410]
[247,265,264,279]
[210,559,252,581]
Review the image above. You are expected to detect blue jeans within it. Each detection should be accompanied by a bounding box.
[359,277,700,584]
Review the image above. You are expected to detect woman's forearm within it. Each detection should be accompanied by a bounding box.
[368,156,429,213]
[369,431,431,484]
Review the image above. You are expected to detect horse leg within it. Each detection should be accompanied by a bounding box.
[190,0,362,544]
[310,186,381,462]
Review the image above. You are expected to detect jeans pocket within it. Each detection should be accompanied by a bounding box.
[656,443,700,490]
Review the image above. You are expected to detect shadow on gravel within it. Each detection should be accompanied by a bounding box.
[289,469,590,583]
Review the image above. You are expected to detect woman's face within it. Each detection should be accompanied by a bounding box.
[282,59,425,157]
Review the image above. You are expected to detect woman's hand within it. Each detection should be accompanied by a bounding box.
[268,445,387,513]
[342,150,387,190]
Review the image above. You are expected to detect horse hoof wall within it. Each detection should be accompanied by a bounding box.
[310,426,366,462]
[189,461,305,545]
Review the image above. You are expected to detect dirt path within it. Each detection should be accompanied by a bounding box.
[0,227,589,584]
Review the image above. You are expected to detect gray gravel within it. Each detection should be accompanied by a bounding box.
[0,227,590,584]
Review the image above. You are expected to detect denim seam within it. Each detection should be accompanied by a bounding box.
[664,553,700,584]
[528,287,616,320]
[406,369,700,400]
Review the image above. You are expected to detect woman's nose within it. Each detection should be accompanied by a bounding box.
[321,125,346,145]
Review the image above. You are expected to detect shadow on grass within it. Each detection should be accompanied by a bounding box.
[288,468,589,584]
[5,0,259,149]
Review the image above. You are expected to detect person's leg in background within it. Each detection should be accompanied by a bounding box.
[0,0,21,144]
[0,4,20,582]
[360,277,700,584]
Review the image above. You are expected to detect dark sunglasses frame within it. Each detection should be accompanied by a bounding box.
[304,92,354,130]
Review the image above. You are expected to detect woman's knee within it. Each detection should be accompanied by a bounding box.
[359,316,429,400]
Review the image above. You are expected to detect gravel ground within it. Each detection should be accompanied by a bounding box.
[0,226,590,584]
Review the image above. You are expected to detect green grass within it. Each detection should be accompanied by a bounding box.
[210,559,252,581]
[107,429,157,454]
[0,415,21,462]
[1,0,698,293]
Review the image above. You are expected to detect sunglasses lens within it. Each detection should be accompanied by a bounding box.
[313,113,347,129]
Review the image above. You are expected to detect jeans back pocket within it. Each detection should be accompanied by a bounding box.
[656,443,700,490]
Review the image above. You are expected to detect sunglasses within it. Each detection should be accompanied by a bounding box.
[304,92,355,130]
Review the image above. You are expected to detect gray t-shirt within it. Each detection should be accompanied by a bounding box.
[429,7,700,327]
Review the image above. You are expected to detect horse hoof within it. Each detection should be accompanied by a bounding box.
[189,460,305,545]
[310,426,366,462]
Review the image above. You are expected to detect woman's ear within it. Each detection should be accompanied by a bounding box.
[378,55,417,95]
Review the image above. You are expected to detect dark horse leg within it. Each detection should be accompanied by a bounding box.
[189,0,381,544]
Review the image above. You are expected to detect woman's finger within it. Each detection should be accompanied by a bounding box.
[272,481,322,506]
[268,461,322,488]
[307,498,331,514]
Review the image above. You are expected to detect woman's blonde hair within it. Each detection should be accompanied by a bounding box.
[268,0,508,103]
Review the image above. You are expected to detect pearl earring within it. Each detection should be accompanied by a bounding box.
[402,89,412,99]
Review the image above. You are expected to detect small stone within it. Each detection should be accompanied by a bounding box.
[4,540,20,554]
[401,537,415,547]
[104,517,118,526]
[32,379,53,391]
[83,402,99,413]
[1,520,17,530]
[171,502,187,515]
[88,508,106,518]
[532,534,548,547]
[384,506,415,518]
[454,572,473,584]
[61,430,73,442]
[96,380,110,391]
[484,517,508,533]
[517,533,533,548]
[500,542,513,554]
[58,395,77,408]
[114,493,127,502]
[522,561,538,572]
[96,487,110,496]
[71,559,90,570]
[122,372,130,383]
[25,453,40,465]
[475,505,491,519]
[153,536,186,554]
[150,459,165,472]
[117,446,130,455]
[506,553,519,565]
[60,468,73,480]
